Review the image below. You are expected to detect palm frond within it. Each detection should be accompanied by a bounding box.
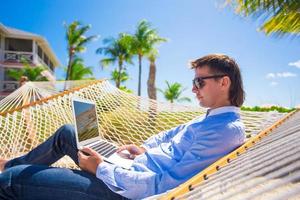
[226,0,300,37]
[100,58,116,68]
[262,10,300,37]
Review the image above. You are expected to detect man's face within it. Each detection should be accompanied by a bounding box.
[192,66,228,108]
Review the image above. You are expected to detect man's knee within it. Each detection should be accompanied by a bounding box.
[56,124,76,141]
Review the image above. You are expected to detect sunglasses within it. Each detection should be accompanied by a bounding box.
[192,74,227,89]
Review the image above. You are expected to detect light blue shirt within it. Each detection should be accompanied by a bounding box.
[96,106,245,199]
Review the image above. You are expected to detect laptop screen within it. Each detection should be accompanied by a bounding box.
[73,100,99,142]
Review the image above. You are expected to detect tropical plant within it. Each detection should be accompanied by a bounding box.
[119,86,133,93]
[66,57,94,80]
[131,20,167,96]
[226,0,300,37]
[96,33,133,88]
[7,61,48,82]
[65,21,97,81]
[157,81,191,103]
[110,69,130,87]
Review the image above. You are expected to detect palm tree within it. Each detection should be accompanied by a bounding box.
[7,65,48,82]
[226,0,300,37]
[131,20,167,96]
[67,57,94,80]
[157,81,191,103]
[110,68,130,88]
[96,33,133,88]
[65,21,97,81]
[146,48,158,100]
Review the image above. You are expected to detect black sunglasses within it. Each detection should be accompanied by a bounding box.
[192,74,227,89]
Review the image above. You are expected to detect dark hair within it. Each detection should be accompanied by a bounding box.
[190,54,245,107]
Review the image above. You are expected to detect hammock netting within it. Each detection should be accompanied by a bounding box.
[0,80,285,171]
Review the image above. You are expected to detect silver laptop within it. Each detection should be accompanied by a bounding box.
[71,97,133,169]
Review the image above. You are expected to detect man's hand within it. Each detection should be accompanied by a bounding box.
[116,144,146,159]
[78,147,103,175]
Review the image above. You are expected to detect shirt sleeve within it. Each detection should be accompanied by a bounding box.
[96,150,209,199]
[141,123,187,150]
[96,162,157,199]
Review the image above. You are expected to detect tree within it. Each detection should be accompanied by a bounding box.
[65,21,97,81]
[7,63,48,82]
[226,0,300,37]
[96,33,133,88]
[67,57,94,80]
[119,85,133,93]
[131,20,167,96]
[146,49,158,100]
[110,68,129,88]
[157,81,191,103]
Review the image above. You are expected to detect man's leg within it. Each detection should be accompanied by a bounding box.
[4,124,79,169]
[0,164,126,200]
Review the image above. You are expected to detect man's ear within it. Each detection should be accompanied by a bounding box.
[221,76,231,90]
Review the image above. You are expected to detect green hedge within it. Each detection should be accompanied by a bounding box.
[241,106,296,113]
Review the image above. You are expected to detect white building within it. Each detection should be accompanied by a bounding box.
[0,23,60,99]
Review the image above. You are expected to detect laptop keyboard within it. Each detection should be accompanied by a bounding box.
[89,140,118,157]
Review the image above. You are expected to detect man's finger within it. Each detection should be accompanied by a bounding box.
[78,151,85,159]
[116,145,128,152]
[81,147,99,156]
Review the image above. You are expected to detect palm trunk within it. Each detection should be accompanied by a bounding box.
[147,60,157,100]
[66,49,73,81]
[64,49,73,90]
[138,54,142,96]
[147,59,158,129]
[116,60,123,88]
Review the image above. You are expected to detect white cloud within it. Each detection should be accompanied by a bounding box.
[266,73,276,79]
[277,72,297,78]
[270,81,278,86]
[289,60,300,69]
[266,72,297,79]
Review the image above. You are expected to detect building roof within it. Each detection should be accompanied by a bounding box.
[0,23,61,66]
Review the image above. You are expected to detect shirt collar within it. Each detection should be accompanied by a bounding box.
[206,106,240,117]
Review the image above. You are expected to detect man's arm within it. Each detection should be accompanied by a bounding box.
[96,124,196,199]
[96,149,207,199]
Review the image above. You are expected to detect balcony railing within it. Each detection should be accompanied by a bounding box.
[4,51,33,63]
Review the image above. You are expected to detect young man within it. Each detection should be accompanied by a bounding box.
[0,54,245,200]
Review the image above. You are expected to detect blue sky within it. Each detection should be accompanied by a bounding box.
[1,0,299,107]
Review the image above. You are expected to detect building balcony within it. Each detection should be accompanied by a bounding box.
[37,56,54,74]
[4,51,34,63]
[1,51,54,75]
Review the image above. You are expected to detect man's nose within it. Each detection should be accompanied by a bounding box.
[192,85,197,93]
